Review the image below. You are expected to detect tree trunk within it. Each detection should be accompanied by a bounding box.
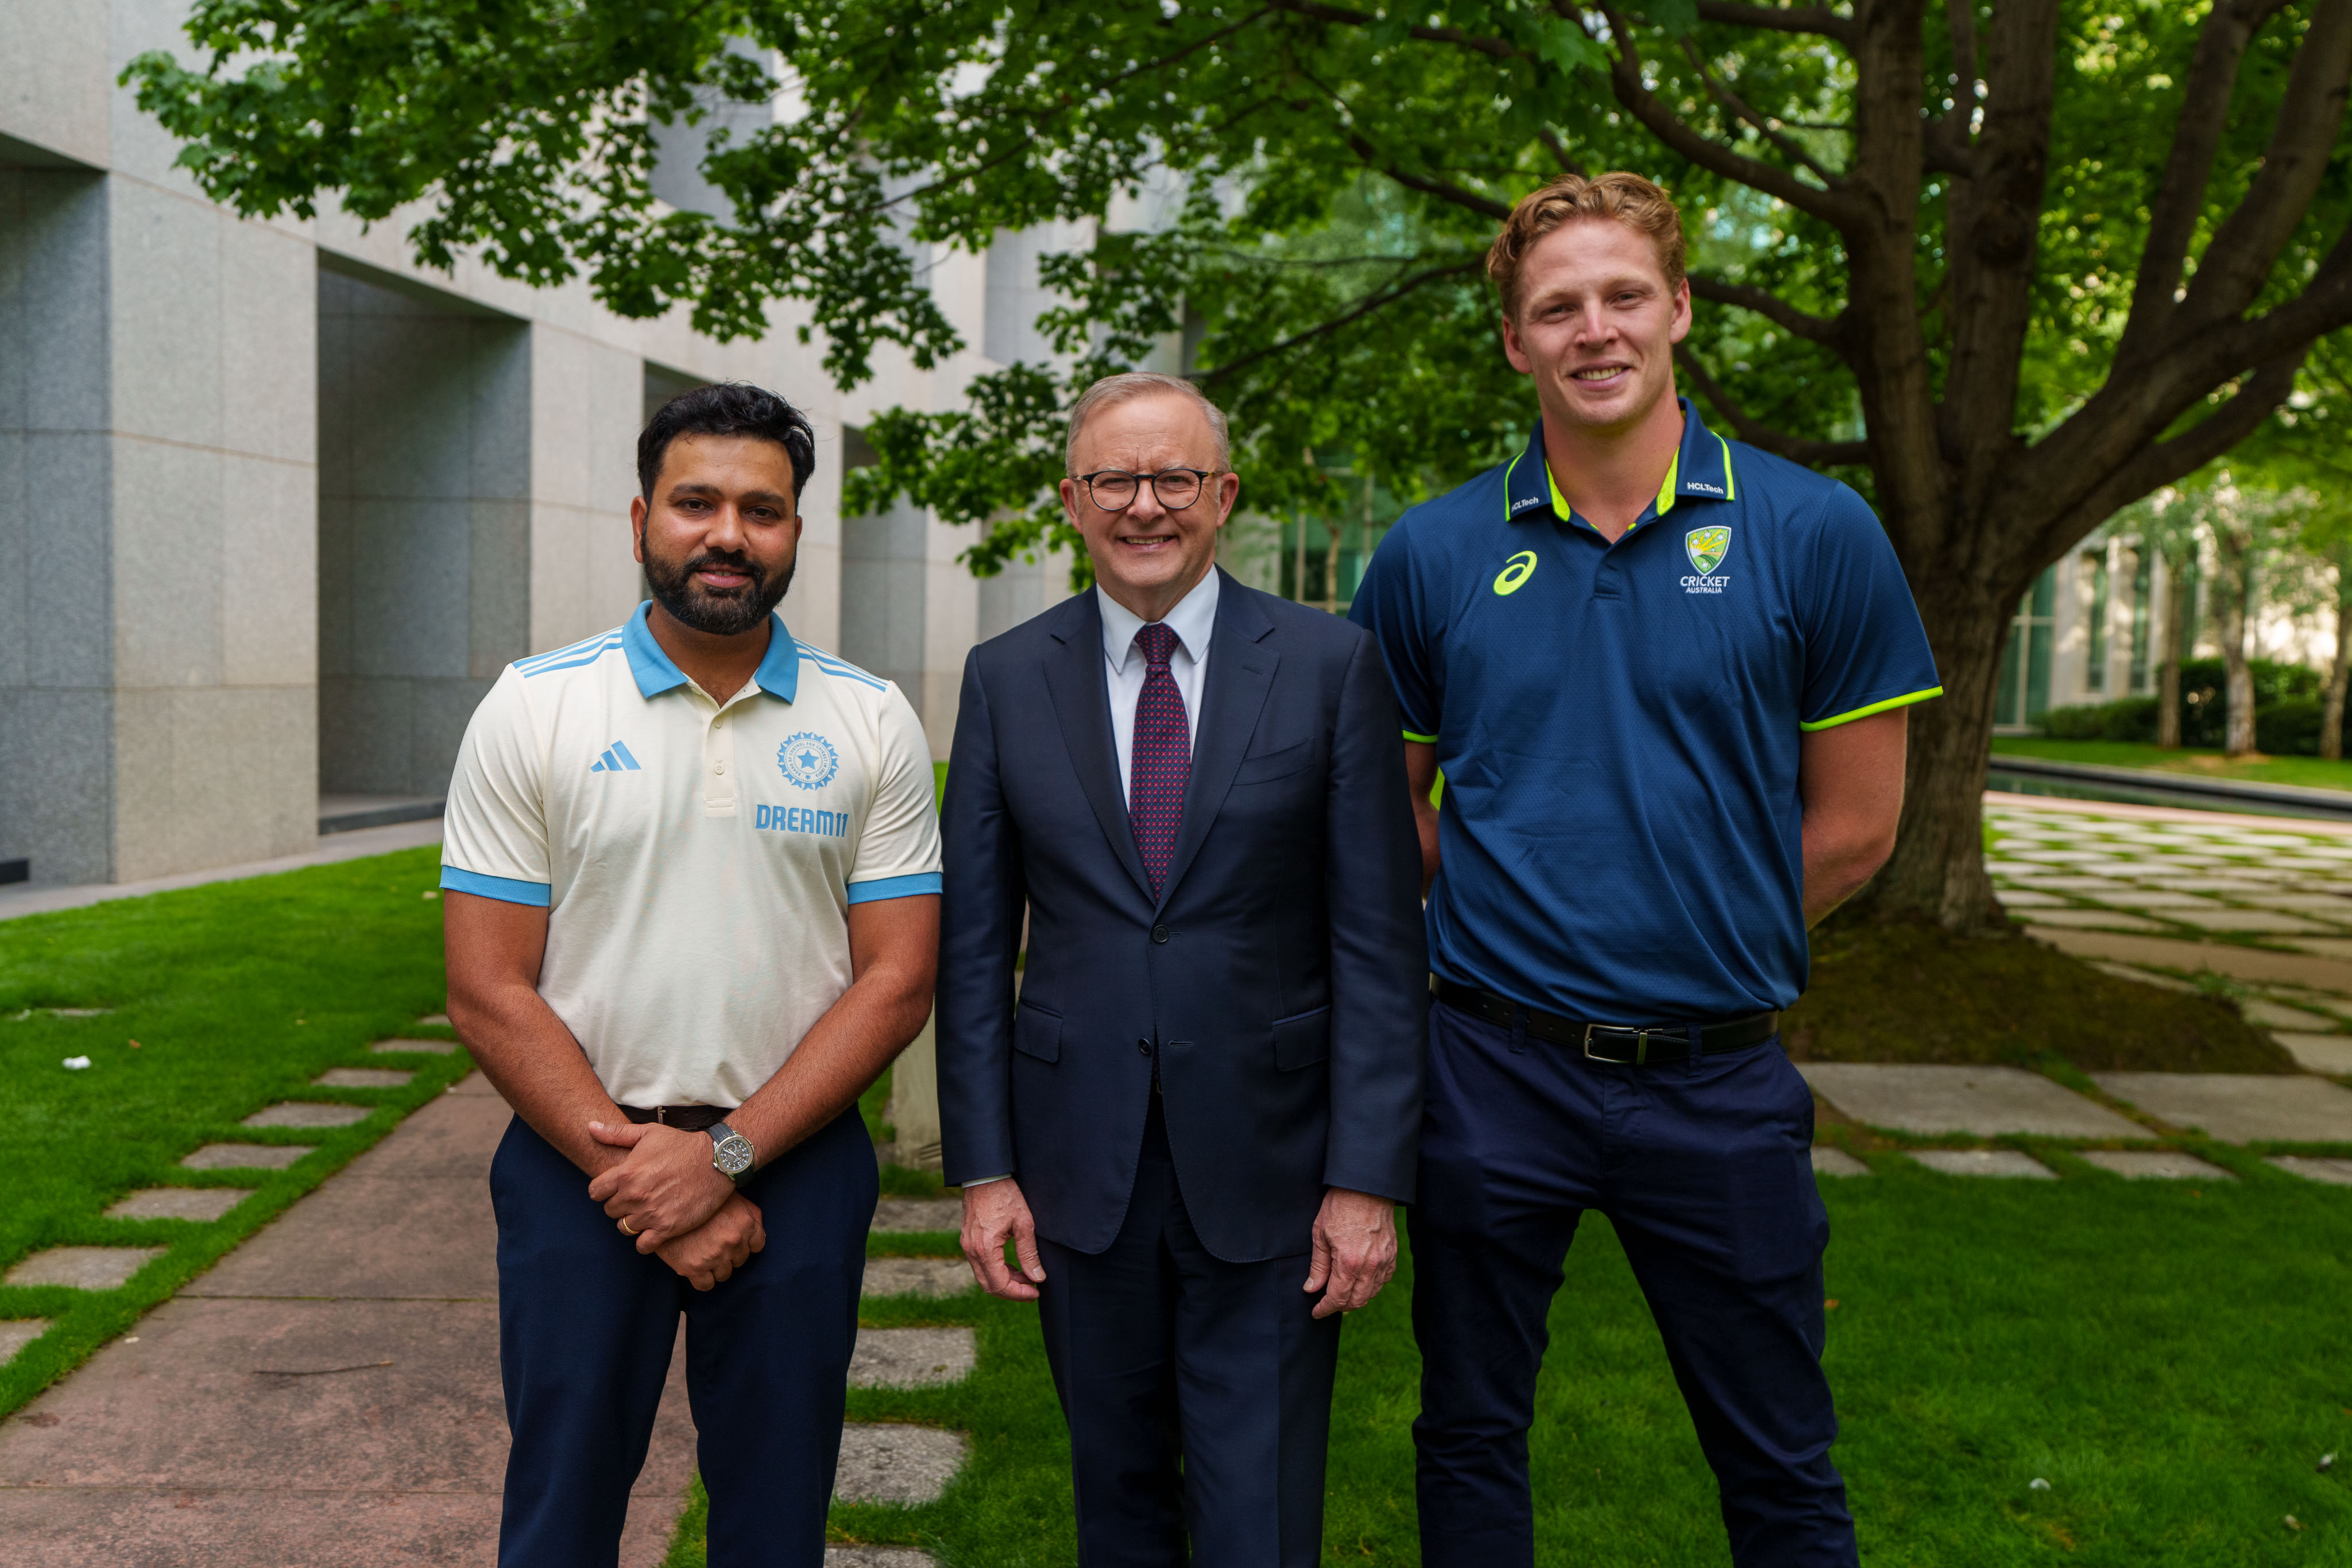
[2326,552,2352,761]
[2214,527,2256,756]
[2157,557,2192,749]
[1849,582,2012,934]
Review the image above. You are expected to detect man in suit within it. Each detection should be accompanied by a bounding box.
[938,371,1427,1565]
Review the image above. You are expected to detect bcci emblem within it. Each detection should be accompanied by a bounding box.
[1685,526,1732,576]
[777,732,840,791]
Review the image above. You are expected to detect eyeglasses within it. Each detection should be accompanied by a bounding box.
[1074,467,1221,512]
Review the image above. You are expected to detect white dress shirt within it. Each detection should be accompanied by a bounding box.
[1098,570,1218,807]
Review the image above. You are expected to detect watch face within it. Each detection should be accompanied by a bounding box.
[713,1131,755,1176]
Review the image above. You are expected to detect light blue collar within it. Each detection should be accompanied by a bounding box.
[620,601,799,703]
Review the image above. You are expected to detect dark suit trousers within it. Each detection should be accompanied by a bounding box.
[1036,1094,1343,1568]
[490,1108,875,1568]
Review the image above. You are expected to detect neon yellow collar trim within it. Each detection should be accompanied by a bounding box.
[1547,452,1680,531]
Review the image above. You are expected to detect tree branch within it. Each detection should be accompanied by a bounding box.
[1693,2,1856,45]
[1677,37,1847,187]
[1199,259,1486,386]
[1586,4,1859,227]
[1269,0,1522,59]
[1536,125,1585,175]
[1688,273,1846,346]
[2179,0,2352,330]
[2030,350,2308,566]
[1673,346,1871,465]
[2116,0,2297,363]
[1344,132,1512,219]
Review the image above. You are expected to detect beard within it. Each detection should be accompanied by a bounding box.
[643,543,794,637]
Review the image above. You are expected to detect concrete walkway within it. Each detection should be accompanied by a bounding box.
[0,1073,697,1566]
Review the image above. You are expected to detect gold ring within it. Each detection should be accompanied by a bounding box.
[618,1215,639,1236]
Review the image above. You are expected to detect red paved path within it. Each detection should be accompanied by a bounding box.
[0,1074,696,1566]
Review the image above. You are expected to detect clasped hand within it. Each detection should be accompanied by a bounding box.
[587,1120,764,1290]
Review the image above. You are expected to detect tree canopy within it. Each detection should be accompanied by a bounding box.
[129,0,2352,928]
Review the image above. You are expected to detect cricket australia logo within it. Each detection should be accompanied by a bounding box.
[1681,525,1732,595]
[777,732,840,791]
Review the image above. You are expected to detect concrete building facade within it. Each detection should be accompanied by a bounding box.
[0,1,1100,888]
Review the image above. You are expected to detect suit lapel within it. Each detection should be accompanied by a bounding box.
[1156,572,1277,909]
[1042,595,1156,903]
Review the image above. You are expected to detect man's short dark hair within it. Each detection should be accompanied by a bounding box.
[637,382,817,505]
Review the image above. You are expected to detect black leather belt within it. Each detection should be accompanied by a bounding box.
[1434,979,1778,1065]
[618,1104,733,1132]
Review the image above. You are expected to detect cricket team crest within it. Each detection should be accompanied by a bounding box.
[777,731,840,790]
[1685,525,1732,576]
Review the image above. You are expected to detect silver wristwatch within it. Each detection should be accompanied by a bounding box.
[708,1121,756,1184]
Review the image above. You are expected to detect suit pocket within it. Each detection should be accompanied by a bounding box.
[1013,1001,1062,1064]
[1232,738,1316,786]
[1272,1004,1332,1071]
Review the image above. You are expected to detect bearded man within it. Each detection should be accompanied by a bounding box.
[439,382,942,1566]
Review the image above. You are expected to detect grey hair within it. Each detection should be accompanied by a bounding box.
[1063,371,1232,474]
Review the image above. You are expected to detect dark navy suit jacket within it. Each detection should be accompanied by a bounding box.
[938,570,1428,1264]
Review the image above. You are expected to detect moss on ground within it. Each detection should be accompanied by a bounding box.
[1786,917,2300,1074]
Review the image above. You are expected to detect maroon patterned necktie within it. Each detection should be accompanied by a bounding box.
[1128,622,1190,900]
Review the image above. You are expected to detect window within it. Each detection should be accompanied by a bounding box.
[2085,549,2110,694]
[1995,566,2057,727]
[2127,548,2152,694]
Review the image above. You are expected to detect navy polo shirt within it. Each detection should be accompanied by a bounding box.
[1349,400,1940,1022]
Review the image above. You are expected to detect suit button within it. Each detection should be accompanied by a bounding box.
[1138,1039,1152,1056]
[1151,924,1170,944]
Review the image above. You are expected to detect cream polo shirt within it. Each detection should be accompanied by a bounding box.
[440,602,942,1109]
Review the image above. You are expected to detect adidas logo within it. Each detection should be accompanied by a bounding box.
[589,741,643,773]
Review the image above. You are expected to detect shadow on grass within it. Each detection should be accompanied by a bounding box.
[666,1161,2352,1566]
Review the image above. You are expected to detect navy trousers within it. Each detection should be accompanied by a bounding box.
[490,1106,876,1568]
[1411,998,1855,1567]
[1035,1094,1343,1567]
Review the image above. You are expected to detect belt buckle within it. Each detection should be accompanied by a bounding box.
[1581,1023,1653,1065]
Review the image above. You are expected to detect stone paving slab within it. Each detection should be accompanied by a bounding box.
[2017,909,2168,931]
[313,1067,413,1089]
[2029,927,2352,993]
[2091,1073,2352,1143]
[835,1424,968,1504]
[1993,889,2069,907]
[242,1103,371,1129]
[2088,890,2223,909]
[850,1327,977,1389]
[2290,937,2352,962]
[0,1320,48,1364]
[2240,998,2339,1029]
[105,1188,254,1222]
[825,1550,937,1568]
[1797,1063,2142,1138]
[2268,1156,2352,1186]
[2274,1032,2352,1075]
[181,1143,312,1171]
[419,1013,451,1025]
[371,1037,459,1055]
[861,1258,977,1299]
[6,1248,167,1290]
[871,1198,964,1233]
[2164,909,2338,934]
[1908,1150,2056,1179]
[1809,1148,1870,1177]
[2236,895,2352,913]
[2076,1151,2234,1181]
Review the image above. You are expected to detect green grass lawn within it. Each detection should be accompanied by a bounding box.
[0,846,464,1416]
[1991,737,2352,794]
[666,1151,2352,1566]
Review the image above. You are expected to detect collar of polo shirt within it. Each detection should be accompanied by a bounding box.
[1510,397,1739,535]
[619,601,801,703]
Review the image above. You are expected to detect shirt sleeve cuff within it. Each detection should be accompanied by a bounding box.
[960,1174,1012,1187]
[1798,686,1943,733]
[439,866,552,906]
[846,872,944,904]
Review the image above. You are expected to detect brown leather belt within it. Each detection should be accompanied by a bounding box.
[617,1104,733,1132]
[1434,979,1779,1065]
